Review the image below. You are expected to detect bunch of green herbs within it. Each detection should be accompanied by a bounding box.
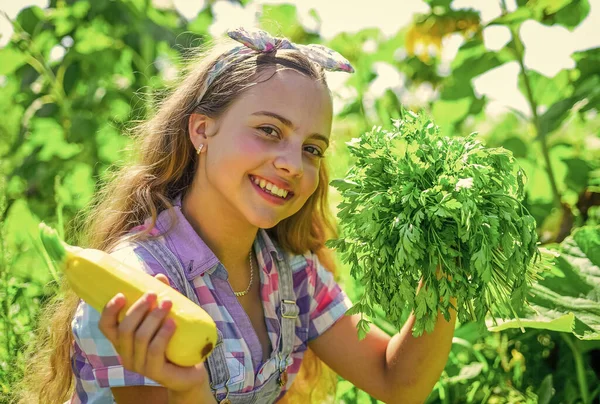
[328,109,544,338]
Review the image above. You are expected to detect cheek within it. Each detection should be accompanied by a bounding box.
[302,165,321,196]
[209,132,262,169]
[237,132,266,154]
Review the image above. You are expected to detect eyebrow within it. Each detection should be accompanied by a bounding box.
[251,111,330,147]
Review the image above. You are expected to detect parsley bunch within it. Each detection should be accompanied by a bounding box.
[328,109,543,338]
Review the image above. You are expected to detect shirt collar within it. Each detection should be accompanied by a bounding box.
[154,193,283,280]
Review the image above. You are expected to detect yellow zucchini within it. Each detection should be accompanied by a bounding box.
[39,223,217,367]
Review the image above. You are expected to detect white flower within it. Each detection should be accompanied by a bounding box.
[455,177,474,191]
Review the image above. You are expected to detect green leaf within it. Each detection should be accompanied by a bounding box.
[259,4,310,43]
[534,0,590,30]
[29,118,81,161]
[444,199,462,210]
[330,179,359,191]
[431,97,472,130]
[502,137,528,158]
[492,0,590,30]
[489,226,600,340]
[538,96,578,135]
[187,7,213,36]
[518,70,572,108]
[563,158,592,193]
[451,42,514,84]
[357,318,371,340]
[488,8,532,26]
[74,21,115,54]
[0,48,28,75]
[488,312,575,333]
[16,6,45,35]
[536,374,555,404]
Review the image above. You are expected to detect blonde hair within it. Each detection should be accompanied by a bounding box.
[14,35,340,403]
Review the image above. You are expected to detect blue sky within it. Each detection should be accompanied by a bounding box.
[1,0,599,116]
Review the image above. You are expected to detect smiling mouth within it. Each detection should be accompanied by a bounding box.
[249,175,294,201]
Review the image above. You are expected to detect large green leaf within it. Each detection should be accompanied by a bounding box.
[534,0,590,30]
[489,0,590,30]
[488,226,600,340]
[517,70,572,108]
[450,40,514,86]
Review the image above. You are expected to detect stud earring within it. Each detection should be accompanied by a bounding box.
[196,144,205,155]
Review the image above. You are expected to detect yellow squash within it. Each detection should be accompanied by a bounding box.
[39,223,217,367]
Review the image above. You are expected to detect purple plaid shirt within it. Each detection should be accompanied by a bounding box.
[69,196,352,403]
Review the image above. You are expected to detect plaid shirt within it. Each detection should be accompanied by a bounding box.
[69,199,352,403]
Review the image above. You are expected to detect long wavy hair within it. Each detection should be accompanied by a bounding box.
[13,35,341,403]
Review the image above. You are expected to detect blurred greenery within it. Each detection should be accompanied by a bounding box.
[1,0,599,403]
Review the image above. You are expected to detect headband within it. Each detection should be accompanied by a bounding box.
[197,27,355,103]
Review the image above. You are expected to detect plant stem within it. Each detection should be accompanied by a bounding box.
[507,26,562,209]
[1,245,10,362]
[560,333,590,404]
[371,315,396,337]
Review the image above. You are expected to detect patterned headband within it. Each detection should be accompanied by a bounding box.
[197,27,355,103]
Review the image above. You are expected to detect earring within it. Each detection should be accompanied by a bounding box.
[196,144,205,155]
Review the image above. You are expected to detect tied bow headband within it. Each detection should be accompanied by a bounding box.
[198,27,355,102]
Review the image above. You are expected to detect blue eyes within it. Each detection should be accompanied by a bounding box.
[258,126,325,158]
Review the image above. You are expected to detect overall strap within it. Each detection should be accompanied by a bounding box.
[274,251,299,387]
[133,237,200,305]
[131,238,232,397]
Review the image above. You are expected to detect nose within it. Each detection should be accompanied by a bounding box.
[273,145,303,178]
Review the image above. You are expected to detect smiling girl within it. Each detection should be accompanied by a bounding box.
[17,28,456,404]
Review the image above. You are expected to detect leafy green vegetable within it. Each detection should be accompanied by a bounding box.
[328,108,548,337]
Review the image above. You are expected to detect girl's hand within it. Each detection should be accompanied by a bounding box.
[98,274,211,394]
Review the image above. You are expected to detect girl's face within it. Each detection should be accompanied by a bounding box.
[191,68,333,229]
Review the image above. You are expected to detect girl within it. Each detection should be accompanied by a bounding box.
[17,28,456,404]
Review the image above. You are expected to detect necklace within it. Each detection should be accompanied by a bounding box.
[233,251,254,297]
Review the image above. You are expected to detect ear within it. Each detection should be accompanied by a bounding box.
[188,113,217,149]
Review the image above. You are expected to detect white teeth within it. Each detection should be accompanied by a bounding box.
[251,176,289,199]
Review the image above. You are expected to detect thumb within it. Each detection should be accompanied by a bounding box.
[154,273,171,287]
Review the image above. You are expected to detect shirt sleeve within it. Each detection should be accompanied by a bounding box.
[305,252,353,342]
[70,243,178,392]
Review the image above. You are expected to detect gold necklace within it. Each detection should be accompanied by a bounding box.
[233,251,254,297]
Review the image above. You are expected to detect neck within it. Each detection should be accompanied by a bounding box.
[181,184,257,275]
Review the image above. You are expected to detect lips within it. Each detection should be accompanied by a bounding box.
[249,175,294,198]
[252,174,292,191]
[249,175,294,203]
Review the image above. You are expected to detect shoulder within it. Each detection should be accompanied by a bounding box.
[285,249,329,278]
[108,239,163,277]
[284,249,339,299]
[279,249,318,285]
[107,233,184,295]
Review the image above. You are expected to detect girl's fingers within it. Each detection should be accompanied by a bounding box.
[154,273,170,287]
[98,293,126,343]
[117,292,157,369]
[145,315,176,378]
[132,299,173,373]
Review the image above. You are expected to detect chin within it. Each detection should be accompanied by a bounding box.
[244,209,291,230]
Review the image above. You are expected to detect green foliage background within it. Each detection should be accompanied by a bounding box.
[1,0,599,403]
